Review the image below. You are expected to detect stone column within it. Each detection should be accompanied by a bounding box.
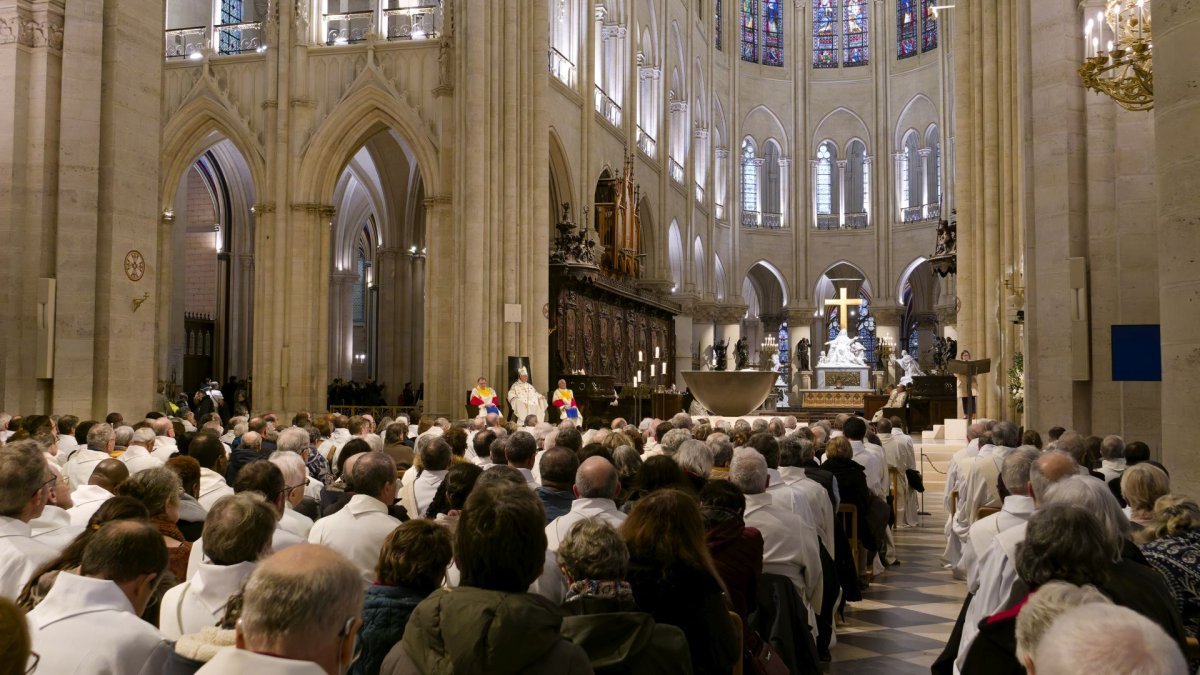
[374,246,401,392]
[327,270,358,382]
[872,305,905,384]
[673,315,692,388]
[786,308,814,393]
[918,147,932,217]
[836,159,847,227]
[692,305,716,371]
[1155,0,1200,484]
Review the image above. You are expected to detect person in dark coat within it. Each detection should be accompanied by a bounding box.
[557,518,692,674]
[623,489,740,675]
[820,436,875,603]
[700,479,764,672]
[352,520,453,675]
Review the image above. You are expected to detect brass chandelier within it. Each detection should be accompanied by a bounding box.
[1080,0,1153,112]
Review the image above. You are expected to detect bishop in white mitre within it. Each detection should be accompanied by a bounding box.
[507,367,547,423]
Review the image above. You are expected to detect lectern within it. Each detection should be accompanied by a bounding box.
[947,359,992,424]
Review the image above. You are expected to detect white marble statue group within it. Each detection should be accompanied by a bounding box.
[817,329,868,368]
[891,350,925,386]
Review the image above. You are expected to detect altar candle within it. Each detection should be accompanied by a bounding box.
[638,350,643,361]
[651,364,656,377]
[655,346,661,359]
[637,370,642,381]
[662,361,667,374]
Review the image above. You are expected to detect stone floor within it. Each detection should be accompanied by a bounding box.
[826,498,963,673]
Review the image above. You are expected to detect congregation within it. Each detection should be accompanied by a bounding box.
[0,409,1195,675]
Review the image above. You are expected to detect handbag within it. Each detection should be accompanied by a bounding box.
[905,468,925,493]
[748,638,790,675]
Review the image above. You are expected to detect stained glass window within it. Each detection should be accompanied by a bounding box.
[898,0,917,59]
[813,0,838,68]
[816,142,834,215]
[842,0,868,66]
[353,254,366,325]
[761,0,784,66]
[921,0,938,52]
[715,0,723,50]
[741,0,758,63]
[219,0,243,55]
[857,296,877,367]
[741,138,758,212]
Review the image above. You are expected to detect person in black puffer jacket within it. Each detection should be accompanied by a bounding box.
[352,520,454,675]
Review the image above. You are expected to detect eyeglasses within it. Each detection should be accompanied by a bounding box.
[336,616,362,673]
[25,651,39,674]
[32,476,56,498]
[275,483,306,500]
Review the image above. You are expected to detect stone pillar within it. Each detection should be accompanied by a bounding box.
[327,270,357,382]
[836,159,847,227]
[692,306,716,371]
[872,305,905,383]
[673,315,692,388]
[1155,0,1200,484]
[374,246,401,392]
[787,308,814,394]
[918,147,932,217]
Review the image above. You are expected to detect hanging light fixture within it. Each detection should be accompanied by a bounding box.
[1080,0,1153,112]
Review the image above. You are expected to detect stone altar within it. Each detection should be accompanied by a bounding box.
[815,365,871,390]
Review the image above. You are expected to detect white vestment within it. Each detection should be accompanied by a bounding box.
[744,492,824,633]
[159,561,257,639]
[507,380,547,423]
[196,648,327,674]
[0,515,57,599]
[956,522,1027,673]
[308,494,402,582]
[955,495,1034,589]
[68,484,114,526]
[778,466,836,559]
[880,432,919,527]
[942,439,980,565]
[118,445,165,475]
[197,468,235,511]
[545,498,627,551]
[30,505,84,552]
[27,572,171,675]
[951,445,1012,567]
[64,447,111,491]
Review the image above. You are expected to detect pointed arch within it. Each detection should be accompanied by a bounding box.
[714,254,728,301]
[296,82,441,203]
[549,127,575,224]
[160,92,265,210]
[742,104,789,154]
[668,221,684,290]
[693,237,706,294]
[742,259,790,307]
[893,93,938,148]
[810,105,871,148]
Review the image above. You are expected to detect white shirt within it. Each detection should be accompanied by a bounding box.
[197,648,327,674]
[27,572,171,675]
[951,446,1011,547]
[160,561,257,640]
[778,466,835,558]
[545,498,627,551]
[944,439,981,512]
[279,504,314,540]
[1099,459,1127,483]
[56,434,79,462]
[744,492,824,612]
[0,516,57,599]
[197,468,235,511]
[30,505,84,552]
[308,494,401,582]
[151,436,179,462]
[68,485,114,526]
[187,524,304,580]
[956,495,1034,589]
[956,521,1028,672]
[516,467,539,489]
[64,447,111,491]
[412,469,448,519]
[119,445,165,475]
[317,428,353,469]
[850,440,887,497]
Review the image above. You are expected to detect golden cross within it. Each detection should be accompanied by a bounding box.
[824,287,864,332]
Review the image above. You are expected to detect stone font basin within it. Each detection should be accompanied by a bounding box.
[680,370,778,417]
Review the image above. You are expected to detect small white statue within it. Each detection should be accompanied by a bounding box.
[892,350,925,386]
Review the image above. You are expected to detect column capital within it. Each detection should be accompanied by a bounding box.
[918,148,933,158]
[713,304,749,324]
[715,145,730,158]
[423,194,452,209]
[291,202,336,219]
[869,305,906,324]
[778,156,791,167]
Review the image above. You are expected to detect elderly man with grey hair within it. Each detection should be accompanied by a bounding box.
[1097,434,1127,483]
[1029,605,1187,675]
[955,446,1040,587]
[64,423,116,490]
[113,425,134,453]
[149,416,179,462]
[308,452,403,582]
[658,428,692,458]
[270,448,316,539]
[195,544,366,673]
[729,448,823,628]
[777,436,835,559]
[119,427,164,476]
[545,456,626,551]
[1014,581,1112,670]
[674,439,714,489]
[0,440,58,599]
[950,420,1022,572]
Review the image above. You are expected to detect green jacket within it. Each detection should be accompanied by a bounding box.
[559,595,694,674]
[381,587,593,675]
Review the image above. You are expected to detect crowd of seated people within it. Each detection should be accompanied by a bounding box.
[0,406,1194,674]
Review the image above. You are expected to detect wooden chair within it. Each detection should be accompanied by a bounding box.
[837,503,862,576]
[728,611,743,675]
[976,506,1000,520]
[1185,636,1199,662]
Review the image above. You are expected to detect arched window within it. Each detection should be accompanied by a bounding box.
[897,0,918,58]
[594,2,624,126]
[904,132,921,213]
[741,0,783,66]
[548,0,579,86]
[762,141,782,216]
[922,0,939,52]
[816,141,836,217]
[812,0,838,67]
[715,0,724,50]
[812,0,868,68]
[741,138,759,213]
[844,140,868,225]
[668,222,683,290]
[842,0,869,66]
[637,29,659,158]
[926,126,941,209]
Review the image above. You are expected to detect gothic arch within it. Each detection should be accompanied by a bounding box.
[742,104,789,154]
[740,259,790,307]
[811,106,871,149]
[812,259,873,302]
[160,94,265,211]
[894,93,938,148]
[296,83,441,204]
[549,127,575,222]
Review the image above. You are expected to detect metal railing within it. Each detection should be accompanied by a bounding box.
[741,210,784,229]
[695,183,706,204]
[925,202,941,221]
[323,9,373,44]
[902,205,926,223]
[548,46,576,87]
[845,212,870,229]
[715,203,725,221]
[636,125,657,158]
[815,213,869,230]
[594,85,622,126]
[165,21,267,59]
[668,158,684,184]
[816,214,841,230]
[165,25,207,59]
[323,4,441,45]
